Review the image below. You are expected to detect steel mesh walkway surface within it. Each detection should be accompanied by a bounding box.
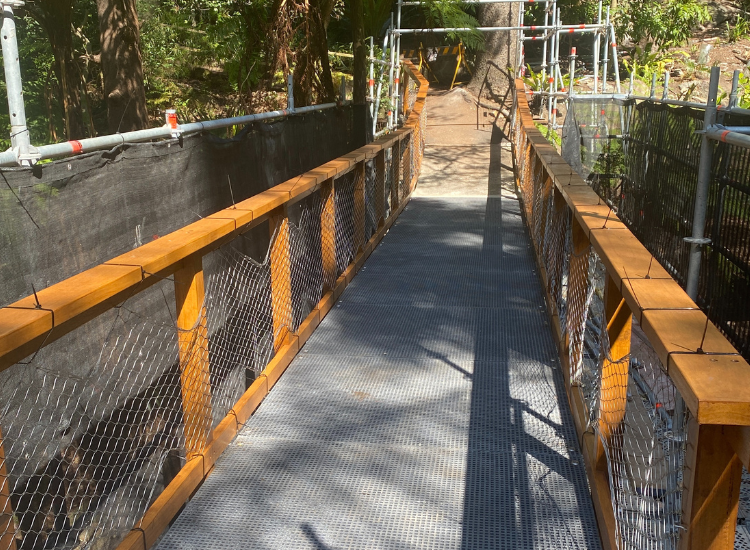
[154,186,602,549]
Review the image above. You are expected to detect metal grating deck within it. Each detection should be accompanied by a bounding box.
[154,195,602,550]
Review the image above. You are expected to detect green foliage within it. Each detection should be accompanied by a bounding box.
[535,122,561,147]
[522,64,546,92]
[621,44,686,81]
[615,0,710,49]
[138,0,271,122]
[418,0,483,50]
[726,14,750,44]
[731,71,750,110]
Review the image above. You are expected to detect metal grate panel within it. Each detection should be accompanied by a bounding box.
[155,196,601,550]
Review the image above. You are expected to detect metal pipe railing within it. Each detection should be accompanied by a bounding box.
[0,102,342,167]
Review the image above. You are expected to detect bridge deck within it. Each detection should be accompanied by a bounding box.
[154,91,602,550]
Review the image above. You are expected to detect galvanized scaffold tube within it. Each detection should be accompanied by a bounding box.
[593,0,601,93]
[685,66,720,301]
[552,6,561,125]
[1,1,37,166]
[395,0,403,120]
[601,7,610,93]
[540,0,549,80]
[517,0,525,75]
[373,28,392,135]
[609,23,621,93]
[369,36,375,110]
[388,15,396,129]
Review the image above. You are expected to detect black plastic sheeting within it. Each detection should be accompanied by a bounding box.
[562,98,750,361]
[0,106,354,309]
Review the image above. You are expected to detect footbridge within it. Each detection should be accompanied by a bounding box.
[1,62,750,550]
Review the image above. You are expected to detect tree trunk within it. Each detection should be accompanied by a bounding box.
[291,0,335,107]
[96,0,148,133]
[350,0,368,146]
[351,0,366,106]
[35,0,86,140]
[468,3,519,100]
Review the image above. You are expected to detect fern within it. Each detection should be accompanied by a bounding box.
[419,0,483,49]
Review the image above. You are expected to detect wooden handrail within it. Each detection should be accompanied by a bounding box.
[0,61,429,550]
[513,79,749,550]
[513,82,750,427]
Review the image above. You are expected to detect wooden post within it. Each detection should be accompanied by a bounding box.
[536,170,553,250]
[391,140,401,211]
[596,273,632,471]
[523,142,533,218]
[401,135,412,202]
[320,180,336,291]
[403,77,410,117]
[566,216,591,386]
[0,428,17,550]
[375,150,386,227]
[547,188,567,310]
[174,255,213,459]
[354,161,366,252]
[269,206,293,351]
[681,422,742,550]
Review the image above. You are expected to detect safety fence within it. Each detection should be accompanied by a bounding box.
[0,62,427,550]
[562,97,750,363]
[513,82,750,550]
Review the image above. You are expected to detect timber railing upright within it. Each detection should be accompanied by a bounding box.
[512,79,750,550]
[0,62,428,550]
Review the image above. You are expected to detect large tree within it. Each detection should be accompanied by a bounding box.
[96,0,148,133]
[468,3,519,98]
[266,0,336,107]
[351,0,368,145]
[30,0,87,140]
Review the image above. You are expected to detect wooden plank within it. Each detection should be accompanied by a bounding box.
[580,435,619,550]
[262,336,299,389]
[724,425,750,470]
[1,265,144,373]
[137,457,205,548]
[402,132,412,200]
[11,265,143,327]
[0,427,17,550]
[0,308,53,373]
[354,161,366,252]
[681,421,742,550]
[596,273,633,470]
[320,180,336,291]
[551,172,589,187]
[375,150,386,227]
[201,413,238,475]
[269,207,293,351]
[566,216,591,385]
[206,207,253,229]
[317,290,336,319]
[560,185,606,208]
[231,375,269,426]
[641,310,739,369]
[576,205,628,236]
[619,278,698,325]
[590,230,672,288]
[106,218,236,278]
[669,354,750,425]
[233,190,289,221]
[174,255,213,458]
[297,309,321,347]
[391,139,401,211]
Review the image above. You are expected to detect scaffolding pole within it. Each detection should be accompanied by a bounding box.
[1,1,38,166]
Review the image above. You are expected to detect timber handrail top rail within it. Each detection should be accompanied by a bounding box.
[514,78,750,426]
[0,126,413,374]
